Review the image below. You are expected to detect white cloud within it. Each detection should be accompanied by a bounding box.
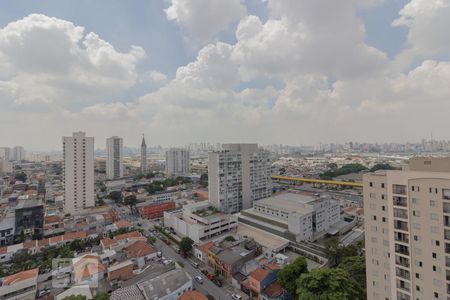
[0,14,145,108]
[165,0,246,41]
[140,70,168,84]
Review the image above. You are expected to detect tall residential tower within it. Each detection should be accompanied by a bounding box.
[165,148,190,176]
[62,132,95,214]
[208,143,271,214]
[140,134,147,174]
[106,136,123,180]
[364,157,450,300]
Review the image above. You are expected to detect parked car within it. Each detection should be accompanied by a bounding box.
[190,261,199,268]
[213,279,222,287]
[194,276,203,284]
[231,294,242,300]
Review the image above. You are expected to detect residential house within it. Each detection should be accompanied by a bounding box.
[0,268,39,300]
[108,260,134,282]
[124,240,157,268]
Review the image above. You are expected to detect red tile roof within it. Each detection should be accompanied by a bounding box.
[2,268,39,285]
[179,291,208,300]
[44,215,62,224]
[125,241,156,258]
[264,282,285,298]
[114,220,131,229]
[64,231,87,241]
[0,247,6,255]
[249,268,269,282]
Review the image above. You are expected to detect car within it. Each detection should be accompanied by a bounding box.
[213,279,222,287]
[231,294,242,300]
[194,276,203,284]
[190,261,199,268]
[162,259,173,265]
[201,269,208,275]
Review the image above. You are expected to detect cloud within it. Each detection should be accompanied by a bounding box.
[0,14,145,108]
[140,70,168,84]
[165,0,246,41]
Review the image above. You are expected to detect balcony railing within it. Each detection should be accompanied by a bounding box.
[394,232,409,244]
[394,220,409,231]
[394,208,408,219]
[396,256,410,268]
[396,268,410,280]
[395,244,410,256]
[393,196,408,207]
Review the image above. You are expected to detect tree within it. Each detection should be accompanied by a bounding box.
[327,163,338,170]
[15,172,27,182]
[370,163,397,172]
[324,237,359,267]
[200,173,208,187]
[93,293,110,300]
[338,256,366,298]
[108,191,122,202]
[124,194,137,211]
[206,295,215,300]
[224,236,236,242]
[277,256,308,295]
[179,237,194,254]
[62,295,87,300]
[297,268,363,300]
[147,236,157,244]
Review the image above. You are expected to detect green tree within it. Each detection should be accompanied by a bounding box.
[319,163,367,180]
[297,268,363,300]
[224,236,236,242]
[93,293,110,300]
[370,163,397,172]
[147,236,157,244]
[324,238,359,267]
[124,194,137,211]
[338,256,366,298]
[62,295,87,300]
[277,256,309,295]
[15,172,27,182]
[179,237,194,254]
[108,191,122,202]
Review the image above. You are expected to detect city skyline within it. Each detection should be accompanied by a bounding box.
[2,1,450,149]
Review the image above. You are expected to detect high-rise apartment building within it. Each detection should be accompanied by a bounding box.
[106,136,123,180]
[364,157,450,300]
[12,146,25,162]
[141,134,147,174]
[62,132,95,214]
[0,147,11,161]
[208,143,271,214]
[165,148,190,176]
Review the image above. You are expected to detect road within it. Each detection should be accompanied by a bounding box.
[109,201,240,300]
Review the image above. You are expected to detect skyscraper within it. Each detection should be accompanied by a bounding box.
[106,136,123,180]
[141,134,147,174]
[12,146,25,162]
[0,147,11,161]
[165,148,190,176]
[208,143,271,214]
[364,157,450,300]
[62,132,95,214]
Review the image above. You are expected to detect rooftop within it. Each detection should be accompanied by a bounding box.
[179,291,208,300]
[255,193,317,214]
[137,268,190,299]
[249,268,269,282]
[15,199,43,210]
[125,241,156,258]
[1,268,39,286]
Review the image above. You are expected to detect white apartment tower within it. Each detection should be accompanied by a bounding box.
[364,157,450,300]
[141,134,147,174]
[12,146,25,162]
[165,148,190,176]
[0,147,11,161]
[208,143,271,214]
[106,136,123,180]
[62,132,95,214]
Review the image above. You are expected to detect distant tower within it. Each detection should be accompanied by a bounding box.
[140,134,147,174]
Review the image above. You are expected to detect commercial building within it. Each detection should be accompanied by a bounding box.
[239,192,341,242]
[62,132,95,214]
[208,143,271,214]
[0,160,13,174]
[106,136,123,180]
[0,268,39,300]
[0,213,15,246]
[364,157,450,300]
[164,201,238,242]
[14,199,44,237]
[165,148,190,176]
[138,201,176,220]
[12,146,25,162]
[140,134,147,174]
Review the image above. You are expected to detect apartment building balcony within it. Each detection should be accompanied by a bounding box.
[444,203,450,214]
[445,216,450,227]
[397,292,411,300]
[396,279,410,293]
[393,185,407,195]
[393,196,408,207]
[395,244,410,256]
[394,220,409,231]
[447,270,450,282]
[396,268,411,281]
[445,229,450,241]
[446,243,450,254]
[394,208,408,219]
[394,232,409,244]
[396,256,410,268]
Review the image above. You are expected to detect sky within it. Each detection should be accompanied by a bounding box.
[1,0,450,150]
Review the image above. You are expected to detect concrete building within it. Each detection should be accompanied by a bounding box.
[0,268,38,300]
[106,136,123,180]
[239,192,341,242]
[63,132,95,214]
[164,201,238,242]
[165,148,190,176]
[14,200,44,237]
[0,147,11,161]
[140,134,147,174]
[364,157,450,300]
[208,143,271,214]
[0,159,13,174]
[12,146,25,162]
[0,213,15,246]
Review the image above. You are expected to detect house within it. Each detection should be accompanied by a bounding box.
[179,290,208,300]
[209,246,256,284]
[261,282,291,300]
[108,260,134,282]
[100,231,146,252]
[242,268,277,300]
[72,254,105,287]
[0,268,39,300]
[124,241,157,268]
[56,285,93,300]
[194,241,214,264]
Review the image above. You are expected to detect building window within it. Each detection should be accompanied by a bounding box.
[369,182,373,187]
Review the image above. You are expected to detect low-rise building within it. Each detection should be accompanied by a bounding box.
[179,290,208,300]
[138,201,176,220]
[124,240,157,268]
[164,201,237,242]
[0,268,39,300]
[15,199,44,237]
[107,260,134,282]
[239,192,341,242]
